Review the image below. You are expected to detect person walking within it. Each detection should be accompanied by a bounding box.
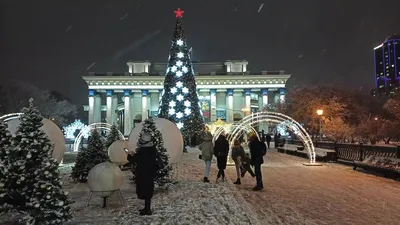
[214,134,229,182]
[127,133,158,216]
[249,134,267,191]
[198,132,214,183]
[265,133,272,149]
[231,139,246,184]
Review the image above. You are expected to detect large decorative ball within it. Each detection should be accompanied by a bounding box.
[7,118,66,164]
[128,118,184,164]
[87,162,123,197]
[108,140,129,166]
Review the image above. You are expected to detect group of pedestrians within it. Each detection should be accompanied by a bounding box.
[199,131,267,191]
[125,130,269,216]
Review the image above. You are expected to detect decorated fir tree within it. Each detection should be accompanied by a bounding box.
[158,8,205,146]
[0,99,72,224]
[105,124,120,149]
[71,129,108,182]
[133,118,172,186]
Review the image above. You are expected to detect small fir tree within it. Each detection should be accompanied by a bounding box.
[158,8,205,146]
[105,124,120,149]
[1,99,72,224]
[133,118,172,186]
[71,129,108,182]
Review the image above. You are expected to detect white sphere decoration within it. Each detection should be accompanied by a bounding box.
[108,140,129,166]
[128,118,184,164]
[7,118,66,163]
[87,162,123,197]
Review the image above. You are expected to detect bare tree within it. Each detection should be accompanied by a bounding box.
[0,80,77,126]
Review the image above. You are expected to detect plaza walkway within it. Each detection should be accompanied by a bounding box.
[225,149,400,225]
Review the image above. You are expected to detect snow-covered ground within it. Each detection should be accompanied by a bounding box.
[225,149,400,225]
[60,151,259,225]
[59,148,400,225]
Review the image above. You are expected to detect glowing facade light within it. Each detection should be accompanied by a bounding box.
[316,109,323,116]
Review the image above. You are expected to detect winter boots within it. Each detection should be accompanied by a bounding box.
[234,178,241,185]
[139,199,152,216]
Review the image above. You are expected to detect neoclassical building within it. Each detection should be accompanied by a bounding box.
[83,60,291,135]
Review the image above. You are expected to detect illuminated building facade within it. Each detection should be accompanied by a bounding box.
[82,60,291,135]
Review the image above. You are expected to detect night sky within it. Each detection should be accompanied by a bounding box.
[1,0,399,106]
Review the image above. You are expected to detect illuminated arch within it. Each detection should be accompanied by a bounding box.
[73,123,125,152]
[213,124,260,143]
[0,113,23,122]
[229,112,316,164]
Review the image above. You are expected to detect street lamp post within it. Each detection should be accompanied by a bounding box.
[316,109,323,142]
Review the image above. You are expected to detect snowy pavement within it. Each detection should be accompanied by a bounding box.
[61,151,259,225]
[60,148,400,225]
[225,149,400,225]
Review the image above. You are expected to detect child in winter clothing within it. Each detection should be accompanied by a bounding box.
[241,153,256,178]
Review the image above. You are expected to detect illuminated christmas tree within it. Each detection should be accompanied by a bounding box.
[158,8,205,145]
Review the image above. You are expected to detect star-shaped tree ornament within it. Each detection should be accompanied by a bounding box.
[174,8,184,18]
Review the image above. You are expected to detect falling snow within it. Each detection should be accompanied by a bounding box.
[120,13,128,21]
[86,62,96,71]
[258,3,264,13]
[64,25,73,32]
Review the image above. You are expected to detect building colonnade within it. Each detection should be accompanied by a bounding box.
[87,88,286,136]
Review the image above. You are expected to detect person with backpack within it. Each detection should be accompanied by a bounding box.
[249,134,267,191]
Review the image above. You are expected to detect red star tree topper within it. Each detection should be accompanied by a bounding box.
[174,8,184,18]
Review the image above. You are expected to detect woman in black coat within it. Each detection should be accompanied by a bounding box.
[214,134,229,181]
[127,133,157,216]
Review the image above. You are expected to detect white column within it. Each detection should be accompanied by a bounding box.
[279,88,286,103]
[112,95,118,125]
[227,89,234,123]
[142,90,149,120]
[244,89,251,111]
[210,89,217,122]
[106,90,113,125]
[88,90,95,125]
[94,94,102,123]
[262,89,268,109]
[124,90,131,136]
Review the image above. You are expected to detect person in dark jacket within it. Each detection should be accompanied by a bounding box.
[249,134,267,191]
[127,133,157,216]
[214,134,229,181]
[265,133,272,149]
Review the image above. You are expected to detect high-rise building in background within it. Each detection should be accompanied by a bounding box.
[372,34,400,97]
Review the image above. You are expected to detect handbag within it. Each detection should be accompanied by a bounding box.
[198,155,202,160]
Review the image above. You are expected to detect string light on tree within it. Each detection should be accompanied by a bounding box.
[176,81,183,88]
[171,87,178,94]
[184,100,191,107]
[182,87,189,94]
[176,39,183,46]
[176,71,183,77]
[168,108,176,115]
[171,66,177,72]
[176,112,183,119]
[182,66,188,73]
[176,60,183,67]
[176,122,183,129]
[184,108,191,115]
[176,94,184,101]
[169,101,176,107]
[177,52,184,58]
